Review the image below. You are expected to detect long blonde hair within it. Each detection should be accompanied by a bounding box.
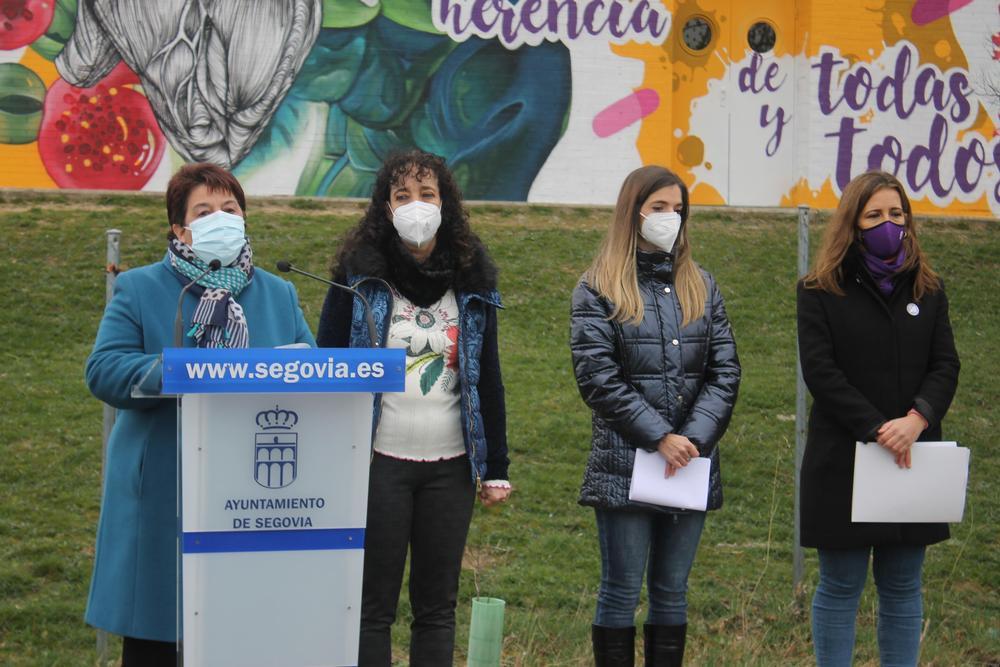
[586,165,707,327]
[803,170,940,300]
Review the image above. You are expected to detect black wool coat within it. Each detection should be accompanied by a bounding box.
[571,252,741,512]
[796,249,960,549]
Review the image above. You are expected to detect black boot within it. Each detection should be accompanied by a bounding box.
[592,624,636,666]
[642,623,686,667]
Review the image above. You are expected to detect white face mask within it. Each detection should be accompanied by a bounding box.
[639,211,682,252]
[391,200,442,248]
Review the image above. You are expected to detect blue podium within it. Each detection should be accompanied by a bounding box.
[160,347,404,667]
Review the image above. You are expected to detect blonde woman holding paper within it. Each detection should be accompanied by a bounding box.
[797,171,960,666]
[570,165,741,666]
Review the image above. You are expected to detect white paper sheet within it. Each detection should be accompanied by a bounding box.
[851,441,970,523]
[628,449,711,511]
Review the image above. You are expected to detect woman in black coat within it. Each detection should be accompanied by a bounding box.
[797,171,960,666]
[570,165,741,666]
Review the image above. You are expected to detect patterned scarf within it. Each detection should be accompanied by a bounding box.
[168,239,253,348]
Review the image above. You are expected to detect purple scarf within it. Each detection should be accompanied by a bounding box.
[861,247,907,297]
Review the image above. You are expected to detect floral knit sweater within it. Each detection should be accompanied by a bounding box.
[374,289,465,461]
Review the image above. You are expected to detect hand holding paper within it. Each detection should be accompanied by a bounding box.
[630,449,711,511]
[851,441,970,523]
[876,414,926,467]
[657,433,700,477]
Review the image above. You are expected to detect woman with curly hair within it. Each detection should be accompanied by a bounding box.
[316,150,511,665]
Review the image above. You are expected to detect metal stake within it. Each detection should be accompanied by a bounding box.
[793,207,809,600]
[98,229,121,664]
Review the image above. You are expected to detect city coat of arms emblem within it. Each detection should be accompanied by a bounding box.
[254,405,298,489]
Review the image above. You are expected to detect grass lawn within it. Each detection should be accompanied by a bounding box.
[0,191,996,666]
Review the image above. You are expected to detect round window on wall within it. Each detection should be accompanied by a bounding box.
[681,16,713,53]
[747,21,777,54]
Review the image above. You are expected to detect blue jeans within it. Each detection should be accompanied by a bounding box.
[594,508,706,628]
[812,545,926,667]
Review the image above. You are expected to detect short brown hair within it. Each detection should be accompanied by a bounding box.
[165,163,247,239]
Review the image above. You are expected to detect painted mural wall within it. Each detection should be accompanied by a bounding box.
[0,0,997,217]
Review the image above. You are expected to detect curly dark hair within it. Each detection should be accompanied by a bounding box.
[333,150,481,277]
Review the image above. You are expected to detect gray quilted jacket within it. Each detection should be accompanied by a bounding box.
[570,251,741,511]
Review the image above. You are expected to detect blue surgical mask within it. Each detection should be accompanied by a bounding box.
[189,211,246,266]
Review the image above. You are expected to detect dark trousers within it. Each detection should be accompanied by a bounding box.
[360,453,476,666]
[121,636,176,666]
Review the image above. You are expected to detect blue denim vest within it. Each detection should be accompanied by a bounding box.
[347,274,502,486]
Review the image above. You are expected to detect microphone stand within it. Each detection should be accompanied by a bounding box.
[276,260,379,348]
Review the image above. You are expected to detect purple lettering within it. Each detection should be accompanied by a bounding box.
[954,140,988,193]
[760,104,790,156]
[764,61,785,92]
[842,67,873,111]
[905,114,955,198]
[739,54,762,93]
[813,52,847,115]
[947,72,972,123]
[875,45,915,119]
[913,68,944,109]
[435,0,671,47]
[548,0,580,39]
[584,0,608,36]
[438,0,468,33]
[471,0,499,33]
[631,0,667,39]
[826,117,867,189]
[741,56,784,94]
[607,1,626,38]
[994,142,1000,205]
[519,0,545,35]
[867,136,904,175]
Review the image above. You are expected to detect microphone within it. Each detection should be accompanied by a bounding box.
[276,260,379,348]
[173,259,222,347]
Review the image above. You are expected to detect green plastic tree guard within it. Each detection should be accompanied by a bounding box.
[467,597,505,666]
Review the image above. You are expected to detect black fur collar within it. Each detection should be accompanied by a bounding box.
[343,237,498,307]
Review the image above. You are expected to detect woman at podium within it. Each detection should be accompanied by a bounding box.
[316,150,511,665]
[797,171,960,666]
[570,165,741,665]
[84,163,315,665]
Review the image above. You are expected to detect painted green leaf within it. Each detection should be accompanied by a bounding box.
[322,160,376,197]
[345,116,410,172]
[0,64,46,145]
[420,355,444,395]
[29,0,78,61]
[294,28,367,103]
[337,20,457,128]
[322,0,381,28]
[381,0,440,34]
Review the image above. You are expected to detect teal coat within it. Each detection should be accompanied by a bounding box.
[84,255,315,641]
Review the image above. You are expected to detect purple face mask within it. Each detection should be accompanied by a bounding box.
[860,220,905,259]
